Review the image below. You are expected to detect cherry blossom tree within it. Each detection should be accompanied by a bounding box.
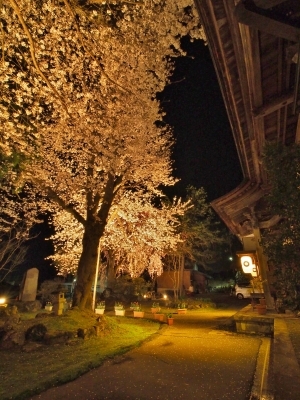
[102,195,187,278]
[0,0,204,308]
[49,194,188,286]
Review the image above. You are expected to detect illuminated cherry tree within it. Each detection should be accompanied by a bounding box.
[49,194,188,283]
[0,0,204,308]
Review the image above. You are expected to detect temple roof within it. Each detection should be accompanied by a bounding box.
[194,0,300,237]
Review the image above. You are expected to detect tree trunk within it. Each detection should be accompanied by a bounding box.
[72,173,117,309]
[172,255,180,302]
[73,225,101,309]
[106,250,116,290]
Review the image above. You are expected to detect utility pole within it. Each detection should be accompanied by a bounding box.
[92,243,101,311]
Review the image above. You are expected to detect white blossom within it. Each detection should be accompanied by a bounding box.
[0,0,203,307]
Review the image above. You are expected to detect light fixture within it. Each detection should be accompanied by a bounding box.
[0,297,7,307]
[237,252,259,277]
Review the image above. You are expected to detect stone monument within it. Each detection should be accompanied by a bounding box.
[19,268,39,302]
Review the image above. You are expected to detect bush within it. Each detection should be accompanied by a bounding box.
[113,276,149,301]
[38,279,66,305]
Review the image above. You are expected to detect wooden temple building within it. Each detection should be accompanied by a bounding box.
[194,0,300,306]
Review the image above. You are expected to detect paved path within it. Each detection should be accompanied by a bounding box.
[31,309,262,400]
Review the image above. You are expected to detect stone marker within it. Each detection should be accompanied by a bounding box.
[19,268,39,302]
[53,291,66,316]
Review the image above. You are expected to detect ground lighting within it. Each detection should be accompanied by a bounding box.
[0,297,7,307]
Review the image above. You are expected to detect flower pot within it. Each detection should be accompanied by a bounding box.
[151,307,160,314]
[167,318,174,326]
[45,305,53,311]
[95,308,105,315]
[256,305,267,315]
[154,313,164,322]
[115,309,125,316]
[133,311,144,318]
[177,309,187,315]
[259,298,266,306]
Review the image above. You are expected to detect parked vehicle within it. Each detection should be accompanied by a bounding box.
[233,284,263,300]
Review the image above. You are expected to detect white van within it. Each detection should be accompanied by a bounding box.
[234,285,263,299]
[234,285,252,299]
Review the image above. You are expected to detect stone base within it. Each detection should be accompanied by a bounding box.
[233,305,274,337]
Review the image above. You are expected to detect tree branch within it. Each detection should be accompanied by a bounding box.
[97,172,115,222]
[46,186,86,226]
[8,0,69,114]
[0,223,30,282]
[62,0,129,94]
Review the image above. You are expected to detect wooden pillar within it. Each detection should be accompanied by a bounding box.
[252,227,274,309]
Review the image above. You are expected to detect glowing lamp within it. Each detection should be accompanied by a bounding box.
[0,297,7,307]
[240,255,258,277]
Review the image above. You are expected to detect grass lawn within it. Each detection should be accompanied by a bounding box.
[0,297,218,400]
[0,309,161,400]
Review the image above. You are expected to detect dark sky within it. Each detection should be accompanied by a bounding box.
[159,37,243,202]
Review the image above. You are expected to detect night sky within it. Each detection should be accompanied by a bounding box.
[159,37,243,202]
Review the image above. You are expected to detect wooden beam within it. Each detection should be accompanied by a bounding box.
[235,2,300,42]
[253,0,288,9]
[242,26,263,108]
[259,215,281,229]
[296,115,300,144]
[252,92,294,118]
[240,25,265,179]
[293,41,300,114]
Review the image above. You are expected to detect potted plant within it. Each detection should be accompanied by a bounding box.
[259,298,266,306]
[131,303,144,318]
[45,301,53,311]
[154,311,164,321]
[151,302,161,313]
[166,312,174,325]
[114,302,125,316]
[256,304,267,315]
[130,302,140,311]
[177,301,187,314]
[95,301,105,315]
